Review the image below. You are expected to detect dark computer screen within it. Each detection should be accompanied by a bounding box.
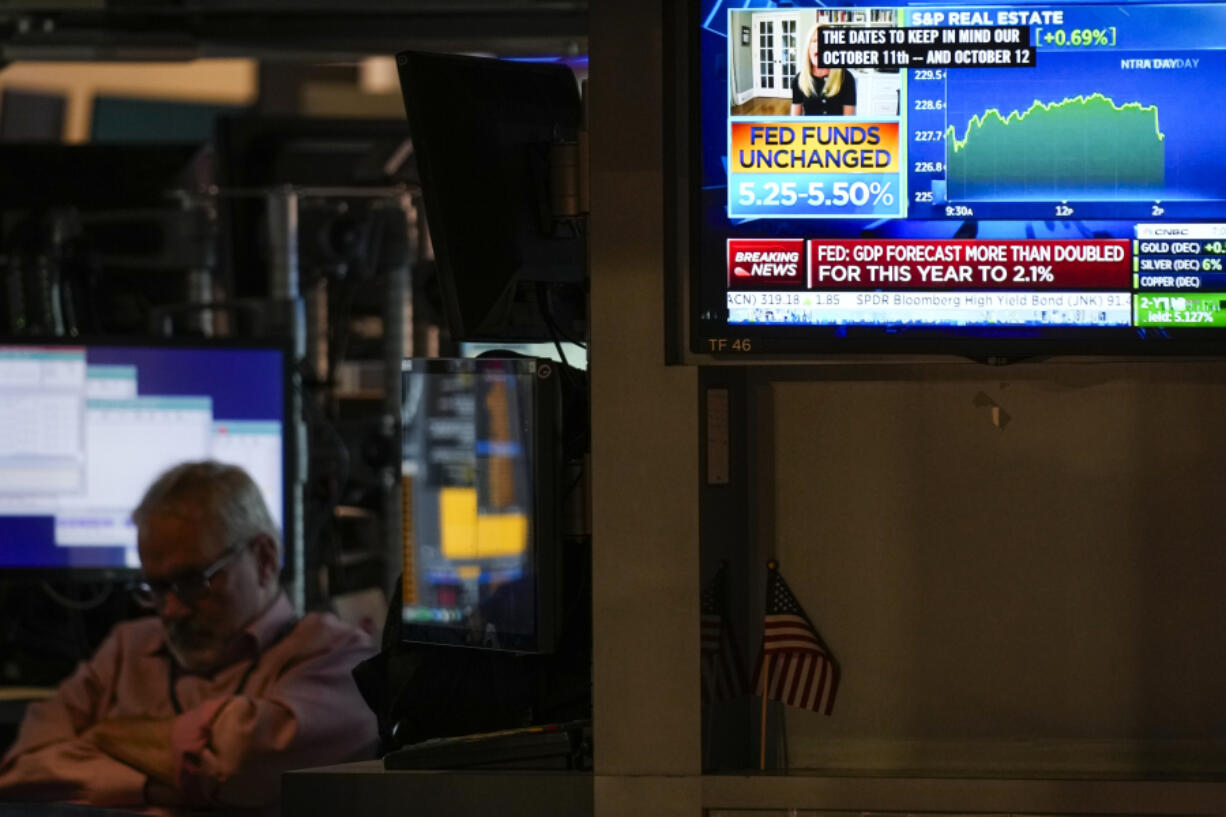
[399,357,559,654]
[0,341,288,575]
[396,51,586,343]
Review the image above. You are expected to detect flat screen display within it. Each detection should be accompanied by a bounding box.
[0,342,287,573]
[692,0,1226,357]
[400,357,557,653]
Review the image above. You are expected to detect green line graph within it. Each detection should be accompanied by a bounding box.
[945,93,1166,199]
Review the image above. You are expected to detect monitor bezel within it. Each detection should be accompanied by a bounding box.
[398,356,562,655]
[0,335,296,584]
[678,0,1226,362]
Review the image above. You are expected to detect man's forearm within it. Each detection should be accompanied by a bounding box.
[83,717,176,785]
[0,738,148,807]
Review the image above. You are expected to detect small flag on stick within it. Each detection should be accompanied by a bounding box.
[753,560,839,715]
[701,561,748,704]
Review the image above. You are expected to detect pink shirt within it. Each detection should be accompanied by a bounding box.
[0,594,379,813]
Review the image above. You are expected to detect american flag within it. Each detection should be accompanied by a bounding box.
[752,562,838,715]
[701,562,747,704]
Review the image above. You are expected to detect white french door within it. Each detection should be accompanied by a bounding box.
[751,13,805,99]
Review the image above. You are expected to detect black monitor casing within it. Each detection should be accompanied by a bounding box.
[399,357,562,655]
[396,51,586,343]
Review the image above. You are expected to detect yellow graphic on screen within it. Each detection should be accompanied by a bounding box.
[439,486,528,559]
[485,380,514,509]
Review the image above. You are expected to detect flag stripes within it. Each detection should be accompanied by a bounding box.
[753,567,839,715]
[702,612,747,703]
[700,562,748,704]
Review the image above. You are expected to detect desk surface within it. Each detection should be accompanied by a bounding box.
[0,806,143,816]
[0,687,55,702]
[0,687,53,727]
[283,762,593,817]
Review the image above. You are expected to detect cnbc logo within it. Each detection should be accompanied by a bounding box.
[727,239,805,288]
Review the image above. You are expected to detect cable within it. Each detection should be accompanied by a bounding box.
[562,467,584,502]
[543,285,588,350]
[528,293,591,460]
[548,323,572,372]
[40,582,114,611]
[536,286,572,372]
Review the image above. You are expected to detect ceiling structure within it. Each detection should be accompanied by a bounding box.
[0,0,588,61]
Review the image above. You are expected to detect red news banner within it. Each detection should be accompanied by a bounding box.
[727,239,1132,290]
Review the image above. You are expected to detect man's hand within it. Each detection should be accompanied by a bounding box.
[82,717,176,785]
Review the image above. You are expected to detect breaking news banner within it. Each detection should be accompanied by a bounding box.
[805,239,1131,289]
[727,239,1131,290]
[727,239,806,288]
[727,121,905,219]
[725,239,1136,328]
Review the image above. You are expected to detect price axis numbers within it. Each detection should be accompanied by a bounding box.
[907,66,949,217]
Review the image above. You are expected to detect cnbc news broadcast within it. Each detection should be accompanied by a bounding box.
[695,0,1226,355]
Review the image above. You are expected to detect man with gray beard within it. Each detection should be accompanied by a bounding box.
[0,462,378,814]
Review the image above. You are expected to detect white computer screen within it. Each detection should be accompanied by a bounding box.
[0,344,286,571]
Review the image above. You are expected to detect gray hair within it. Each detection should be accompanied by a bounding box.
[133,461,280,556]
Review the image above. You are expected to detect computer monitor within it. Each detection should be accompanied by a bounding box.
[0,340,289,577]
[395,51,586,343]
[399,357,560,654]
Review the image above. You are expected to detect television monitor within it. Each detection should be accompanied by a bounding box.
[395,51,586,344]
[0,340,290,577]
[685,0,1226,359]
[399,357,560,654]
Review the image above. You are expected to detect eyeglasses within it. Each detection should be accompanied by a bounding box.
[132,542,248,609]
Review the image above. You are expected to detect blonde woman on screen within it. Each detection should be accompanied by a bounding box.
[791,23,857,116]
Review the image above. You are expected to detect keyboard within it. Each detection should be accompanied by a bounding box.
[383,720,591,771]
